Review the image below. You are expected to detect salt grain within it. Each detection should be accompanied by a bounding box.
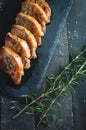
[71,37,74,40]
[83,99,86,103]
[70,44,73,48]
[75,21,78,24]
[68,31,71,34]
[68,36,70,39]
[76,36,79,40]
[67,22,69,25]
[74,30,77,33]
[58,50,64,56]
[74,32,79,39]
[83,36,85,39]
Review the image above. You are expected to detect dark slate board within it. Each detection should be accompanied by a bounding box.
[0,0,73,100]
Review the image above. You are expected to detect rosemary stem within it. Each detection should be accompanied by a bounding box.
[37,81,72,126]
[12,88,59,119]
[37,60,86,126]
[37,90,64,127]
[12,60,86,120]
[54,47,86,84]
[12,49,86,124]
[12,93,45,119]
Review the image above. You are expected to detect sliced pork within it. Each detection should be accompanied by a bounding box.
[16,12,44,45]
[11,25,37,58]
[5,32,31,69]
[21,2,48,32]
[0,46,24,85]
[26,0,51,21]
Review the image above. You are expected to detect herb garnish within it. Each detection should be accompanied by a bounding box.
[4,56,15,70]
[21,17,31,27]
[11,47,86,127]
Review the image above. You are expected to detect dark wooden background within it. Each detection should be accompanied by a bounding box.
[0,0,86,129]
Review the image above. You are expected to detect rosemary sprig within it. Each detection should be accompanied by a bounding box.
[53,46,86,86]
[12,47,86,127]
[37,59,86,126]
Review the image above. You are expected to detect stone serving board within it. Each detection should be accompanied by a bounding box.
[0,0,73,100]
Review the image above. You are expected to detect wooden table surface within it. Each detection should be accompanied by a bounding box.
[0,0,86,129]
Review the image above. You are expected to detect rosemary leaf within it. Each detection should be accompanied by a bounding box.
[11,46,86,127]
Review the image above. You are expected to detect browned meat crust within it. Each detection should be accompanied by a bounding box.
[0,0,51,85]
[26,0,51,21]
[21,2,48,32]
[11,25,37,58]
[5,32,31,69]
[16,12,44,45]
[0,46,24,85]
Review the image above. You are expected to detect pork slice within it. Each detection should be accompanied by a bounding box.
[11,24,37,58]
[21,2,48,32]
[5,32,31,69]
[16,12,43,46]
[26,0,51,21]
[0,46,24,85]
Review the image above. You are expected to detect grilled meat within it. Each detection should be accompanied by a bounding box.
[16,12,44,45]
[21,2,48,32]
[5,32,31,69]
[11,25,37,58]
[0,46,24,85]
[26,0,51,21]
[0,0,51,85]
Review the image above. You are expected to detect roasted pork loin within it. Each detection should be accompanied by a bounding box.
[21,2,48,32]
[0,0,51,85]
[11,25,37,58]
[5,32,31,69]
[0,46,24,85]
[26,0,51,21]
[16,12,44,45]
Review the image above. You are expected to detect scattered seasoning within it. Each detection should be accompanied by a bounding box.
[15,42,20,48]
[75,21,78,24]
[20,18,27,27]
[24,10,28,15]
[25,32,29,38]
[15,35,19,40]
[24,4,32,14]
[12,47,86,127]
[24,21,28,27]
[83,36,85,40]
[37,15,42,22]
[22,17,31,27]
[4,56,15,70]
[83,99,86,103]
[25,4,30,10]
[20,18,25,25]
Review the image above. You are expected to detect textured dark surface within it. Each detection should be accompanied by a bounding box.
[1,0,86,130]
[35,26,73,130]
[0,0,6,15]
[1,25,73,130]
[1,0,86,129]
[0,0,73,100]
[67,0,86,129]
[1,97,34,130]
